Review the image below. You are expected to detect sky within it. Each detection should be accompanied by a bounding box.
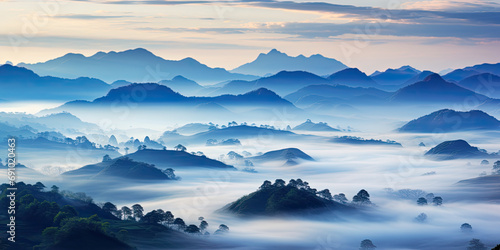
[1,0,500,74]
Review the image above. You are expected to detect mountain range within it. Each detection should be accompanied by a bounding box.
[370,66,421,86]
[17,48,256,84]
[231,49,347,76]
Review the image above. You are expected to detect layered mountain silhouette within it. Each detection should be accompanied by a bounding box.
[443,69,480,83]
[160,125,301,146]
[0,64,110,101]
[399,109,500,133]
[211,71,329,96]
[457,73,500,98]
[425,140,490,160]
[231,49,347,76]
[41,84,299,114]
[159,75,204,96]
[371,66,420,86]
[18,48,257,84]
[285,84,391,106]
[390,74,490,103]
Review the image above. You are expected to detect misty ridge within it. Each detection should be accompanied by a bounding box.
[2,48,500,250]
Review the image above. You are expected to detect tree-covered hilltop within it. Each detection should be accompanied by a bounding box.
[0,182,230,250]
[222,179,371,216]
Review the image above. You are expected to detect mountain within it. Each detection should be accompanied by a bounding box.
[292,119,340,132]
[231,49,347,76]
[174,123,211,135]
[401,70,435,87]
[0,64,110,101]
[457,73,500,98]
[399,109,500,133]
[211,71,329,96]
[18,48,257,84]
[41,84,299,116]
[371,66,420,85]
[327,68,380,88]
[159,75,204,96]
[284,84,391,105]
[390,74,490,103]
[125,149,235,169]
[250,148,314,166]
[443,69,481,82]
[425,140,490,160]
[460,62,500,78]
[221,179,352,216]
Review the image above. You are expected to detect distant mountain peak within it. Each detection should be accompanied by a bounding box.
[423,73,446,83]
[245,88,279,97]
[232,49,347,76]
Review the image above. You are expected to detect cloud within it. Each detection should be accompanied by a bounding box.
[55,14,133,19]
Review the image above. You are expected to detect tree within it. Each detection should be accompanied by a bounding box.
[333,193,348,204]
[432,196,443,206]
[173,218,186,230]
[259,180,272,190]
[214,224,229,235]
[274,179,286,187]
[164,211,174,225]
[461,223,473,232]
[353,190,371,205]
[417,197,428,206]
[121,206,132,220]
[415,213,427,223]
[317,189,333,200]
[185,224,201,234]
[131,204,144,220]
[34,182,46,191]
[174,144,187,151]
[102,202,118,215]
[493,161,500,175]
[124,147,129,155]
[492,244,500,250]
[200,220,208,231]
[360,239,376,249]
[142,210,164,224]
[163,168,177,180]
[51,185,59,193]
[467,238,487,250]
[102,154,112,162]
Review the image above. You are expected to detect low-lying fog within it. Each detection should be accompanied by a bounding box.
[2,102,500,249]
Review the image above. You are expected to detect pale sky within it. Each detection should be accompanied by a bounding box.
[1,0,500,74]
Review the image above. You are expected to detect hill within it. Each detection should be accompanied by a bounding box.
[221,179,353,216]
[327,68,380,88]
[18,48,256,84]
[399,109,500,133]
[0,64,110,101]
[424,140,491,160]
[390,74,490,103]
[125,149,235,169]
[292,119,340,131]
[250,148,314,165]
[330,136,402,147]
[231,49,347,76]
[94,157,173,180]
